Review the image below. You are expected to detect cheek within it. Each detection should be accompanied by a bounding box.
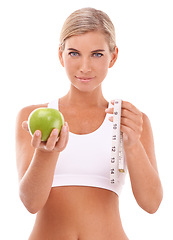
[96,59,110,76]
[63,59,76,75]
[61,52,76,71]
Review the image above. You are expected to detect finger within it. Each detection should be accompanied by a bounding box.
[121,117,141,133]
[31,130,42,148]
[120,124,140,146]
[108,116,113,122]
[105,107,114,114]
[111,99,115,105]
[121,109,143,126]
[122,101,141,115]
[22,121,29,131]
[106,99,124,114]
[45,128,59,151]
[111,100,141,115]
[120,125,134,140]
[62,125,69,149]
[55,123,69,152]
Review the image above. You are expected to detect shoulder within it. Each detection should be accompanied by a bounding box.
[16,103,48,123]
[140,112,158,169]
[141,112,154,142]
[16,103,48,135]
[141,112,152,132]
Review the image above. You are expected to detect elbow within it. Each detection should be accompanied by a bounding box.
[149,191,163,214]
[145,199,162,214]
[19,192,38,214]
[149,183,163,214]
[26,206,39,215]
[139,186,163,214]
[138,197,162,214]
[26,204,40,215]
[19,188,41,214]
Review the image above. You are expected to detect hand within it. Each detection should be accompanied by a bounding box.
[22,121,69,152]
[105,100,143,149]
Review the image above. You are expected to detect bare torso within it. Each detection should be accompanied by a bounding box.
[28,96,128,240]
[29,187,128,240]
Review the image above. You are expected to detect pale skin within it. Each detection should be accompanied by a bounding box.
[16,31,163,240]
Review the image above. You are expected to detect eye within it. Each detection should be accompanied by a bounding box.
[92,53,104,58]
[68,52,79,57]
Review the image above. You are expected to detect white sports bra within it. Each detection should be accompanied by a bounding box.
[48,99,127,196]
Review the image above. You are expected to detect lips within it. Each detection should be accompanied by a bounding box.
[75,76,95,82]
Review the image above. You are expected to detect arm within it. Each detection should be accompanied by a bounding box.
[106,101,163,213]
[15,105,69,214]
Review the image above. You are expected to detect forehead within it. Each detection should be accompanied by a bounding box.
[64,31,110,51]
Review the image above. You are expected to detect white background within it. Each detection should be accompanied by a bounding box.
[0,0,173,239]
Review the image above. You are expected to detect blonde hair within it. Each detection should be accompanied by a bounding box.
[59,7,116,52]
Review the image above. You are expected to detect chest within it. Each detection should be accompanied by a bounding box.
[54,111,113,178]
[60,107,107,135]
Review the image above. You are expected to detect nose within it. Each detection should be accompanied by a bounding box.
[80,57,91,73]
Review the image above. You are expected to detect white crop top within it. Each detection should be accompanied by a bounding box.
[48,99,127,196]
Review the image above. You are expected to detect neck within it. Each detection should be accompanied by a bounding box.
[64,84,107,108]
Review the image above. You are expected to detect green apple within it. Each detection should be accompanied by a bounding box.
[28,108,64,141]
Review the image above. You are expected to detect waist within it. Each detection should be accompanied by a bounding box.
[29,186,128,240]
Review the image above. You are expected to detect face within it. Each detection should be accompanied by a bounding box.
[59,31,118,93]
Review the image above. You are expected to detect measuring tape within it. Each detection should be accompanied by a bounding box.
[110,99,125,184]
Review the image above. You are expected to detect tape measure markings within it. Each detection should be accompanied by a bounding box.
[110,99,125,184]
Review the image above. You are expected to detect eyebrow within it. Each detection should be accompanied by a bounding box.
[91,49,105,53]
[67,48,105,53]
[67,48,79,52]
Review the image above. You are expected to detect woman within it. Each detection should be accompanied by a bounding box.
[16,7,163,240]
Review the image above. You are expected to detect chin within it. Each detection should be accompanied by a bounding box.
[70,80,102,93]
[74,85,101,93]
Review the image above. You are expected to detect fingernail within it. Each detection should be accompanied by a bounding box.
[53,129,59,135]
[35,130,40,137]
[105,108,109,112]
[60,125,66,132]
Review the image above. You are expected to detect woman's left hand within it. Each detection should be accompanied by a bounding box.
[105,100,143,149]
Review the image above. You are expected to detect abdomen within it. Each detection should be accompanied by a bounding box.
[29,186,128,240]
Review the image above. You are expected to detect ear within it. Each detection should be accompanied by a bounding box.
[109,47,118,68]
[58,45,64,67]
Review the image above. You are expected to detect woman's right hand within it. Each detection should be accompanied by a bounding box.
[22,121,69,153]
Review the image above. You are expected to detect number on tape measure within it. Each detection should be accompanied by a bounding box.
[110,99,125,184]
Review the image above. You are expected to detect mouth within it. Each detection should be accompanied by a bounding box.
[75,76,95,83]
